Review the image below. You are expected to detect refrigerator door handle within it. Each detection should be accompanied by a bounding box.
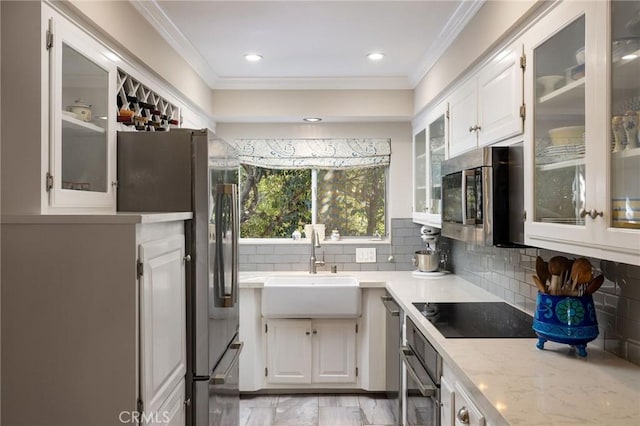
[230,186,239,305]
[211,341,244,385]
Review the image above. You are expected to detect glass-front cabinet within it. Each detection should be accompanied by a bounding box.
[413,128,428,220]
[532,14,586,227]
[412,102,448,227]
[48,14,117,210]
[610,0,640,231]
[525,1,639,264]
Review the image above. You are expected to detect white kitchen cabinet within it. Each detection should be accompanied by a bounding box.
[413,102,449,227]
[453,383,485,426]
[48,10,117,210]
[523,0,639,264]
[440,375,455,426]
[265,318,357,385]
[449,43,524,158]
[139,235,187,422]
[442,363,485,426]
[413,127,429,220]
[0,216,189,425]
[1,2,118,213]
[312,319,358,383]
[265,319,313,384]
[155,379,186,426]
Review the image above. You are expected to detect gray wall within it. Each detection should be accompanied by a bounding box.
[448,238,640,366]
[239,218,425,272]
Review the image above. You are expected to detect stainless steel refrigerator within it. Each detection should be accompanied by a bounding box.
[117,128,241,426]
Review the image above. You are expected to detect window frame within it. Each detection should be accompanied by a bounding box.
[237,165,390,242]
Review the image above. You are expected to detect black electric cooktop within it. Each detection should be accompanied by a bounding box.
[412,302,537,338]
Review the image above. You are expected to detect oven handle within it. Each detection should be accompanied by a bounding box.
[380,295,400,316]
[400,346,437,397]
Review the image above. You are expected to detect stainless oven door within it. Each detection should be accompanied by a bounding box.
[401,345,440,426]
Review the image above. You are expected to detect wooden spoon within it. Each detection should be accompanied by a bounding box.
[586,274,605,295]
[570,258,593,291]
[548,256,573,295]
[532,275,547,293]
[535,256,549,286]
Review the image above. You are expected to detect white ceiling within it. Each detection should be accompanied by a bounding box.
[132,0,484,90]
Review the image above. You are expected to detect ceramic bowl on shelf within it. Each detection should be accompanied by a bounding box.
[536,75,564,96]
[67,100,92,122]
[548,126,585,146]
[533,293,599,357]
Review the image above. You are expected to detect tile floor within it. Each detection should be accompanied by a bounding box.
[240,394,398,426]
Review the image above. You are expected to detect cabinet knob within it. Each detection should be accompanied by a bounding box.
[468,125,475,133]
[305,331,311,335]
[184,255,192,262]
[183,398,192,407]
[456,406,470,424]
[312,330,318,335]
[579,209,603,220]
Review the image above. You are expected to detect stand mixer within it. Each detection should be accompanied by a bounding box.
[412,226,447,275]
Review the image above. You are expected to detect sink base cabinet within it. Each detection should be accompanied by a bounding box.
[265,319,357,386]
[0,219,186,425]
[239,287,386,392]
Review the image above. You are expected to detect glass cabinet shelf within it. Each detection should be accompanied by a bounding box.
[538,77,585,106]
[61,113,106,134]
[536,157,584,171]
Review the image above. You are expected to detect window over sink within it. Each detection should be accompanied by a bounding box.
[238,165,387,239]
[232,138,390,240]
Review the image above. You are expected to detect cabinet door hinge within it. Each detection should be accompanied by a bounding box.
[265,323,268,333]
[519,104,526,120]
[46,19,54,50]
[45,172,54,192]
[356,367,358,377]
[137,398,144,415]
[446,109,450,120]
[520,53,526,70]
[265,367,268,377]
[355,324,358,333]
[136,260,144,279]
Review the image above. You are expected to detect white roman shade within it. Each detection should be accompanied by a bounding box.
[231,138,391,169]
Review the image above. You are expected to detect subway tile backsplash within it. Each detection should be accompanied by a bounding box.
[448,238,640,367]
[239,218,640,366]
[239,218,426,272]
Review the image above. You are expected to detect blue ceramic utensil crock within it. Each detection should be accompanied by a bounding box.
[533,293,599,357]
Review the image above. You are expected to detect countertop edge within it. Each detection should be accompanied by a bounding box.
[1,212,193,224]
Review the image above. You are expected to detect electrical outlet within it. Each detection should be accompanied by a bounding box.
[356,248,377,263]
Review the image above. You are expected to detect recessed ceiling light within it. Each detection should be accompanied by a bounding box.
[367,52,385,61]
[622,53,638,60]
[244,54,263,62]
[303,117,322,122]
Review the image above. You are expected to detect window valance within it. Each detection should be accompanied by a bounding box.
[231,138,391,169]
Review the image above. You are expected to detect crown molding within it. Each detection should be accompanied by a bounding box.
[408,0,485,88]
[129,0,220,88]
[211,76,413,90]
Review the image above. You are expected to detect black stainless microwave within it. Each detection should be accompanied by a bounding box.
[441,143,525,247]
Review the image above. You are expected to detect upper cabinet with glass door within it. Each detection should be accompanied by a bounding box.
[610,0,640,232]
[48,14,117,211]
[532,12,586,228]
[412,102,448,228]
[525,1,639,264]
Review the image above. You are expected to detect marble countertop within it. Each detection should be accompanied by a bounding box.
[239,270,640,425]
